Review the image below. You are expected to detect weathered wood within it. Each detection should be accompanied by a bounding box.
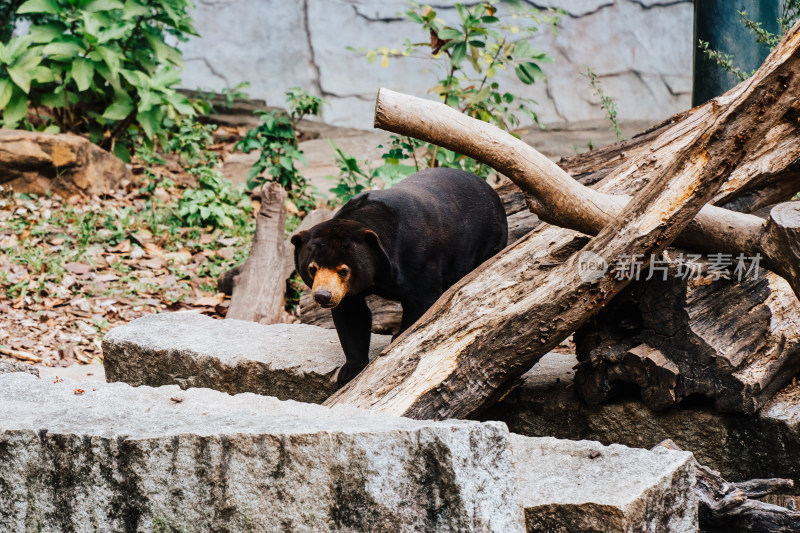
[371,85,800,298]
[218,207,334,296]
[655,439,800,533]
[574,254,800,413]
[225,182,286,324]
[325,22,800,419]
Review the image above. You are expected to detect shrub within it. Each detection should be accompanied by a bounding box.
[0,0,198,161]
[235,87,324,213]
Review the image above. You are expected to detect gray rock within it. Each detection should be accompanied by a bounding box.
[511,435,697,533]
[0,372,525,532]
[102,312,391,404]
[0,360,38,377]
[482,352,800,489]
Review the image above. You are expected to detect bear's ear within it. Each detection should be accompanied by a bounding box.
[361,229,392,276]
[290,230,310,248]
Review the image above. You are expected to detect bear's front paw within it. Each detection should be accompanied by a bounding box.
[337,361,368,388]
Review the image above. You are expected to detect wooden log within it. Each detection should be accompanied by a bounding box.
[371,85,800,298]
[218,207,334,296]
[225,182,287,324]
[325,22,800,418]
[655,439,800,533]
[573,253,800,413]
[324,108,738,418]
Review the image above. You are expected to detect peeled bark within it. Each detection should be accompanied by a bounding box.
[225,182,286,324]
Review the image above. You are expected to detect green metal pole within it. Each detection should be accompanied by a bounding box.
[693,0,780,106]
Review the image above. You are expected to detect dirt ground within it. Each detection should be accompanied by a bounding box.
[0,118,653,372]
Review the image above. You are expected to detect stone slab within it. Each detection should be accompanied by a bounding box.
[511,435,697,533]
[0,360,38,376]
[0,372,525,532]
[482,353,800,490]
[102,312,391,404]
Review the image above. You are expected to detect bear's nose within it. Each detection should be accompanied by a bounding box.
[314,289,332,306]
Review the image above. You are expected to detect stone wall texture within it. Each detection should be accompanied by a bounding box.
[179,0,693,130]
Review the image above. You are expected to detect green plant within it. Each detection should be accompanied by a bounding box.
[192,81,250,115]
[356,1,560,177]
[176,164,251,229]
[0,0,198,160]
[327,139,417,205]
[698,3,800,82]
[581,65,624,142]
[235,88,324,212]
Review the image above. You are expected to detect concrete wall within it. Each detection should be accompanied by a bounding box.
[179,0,693,130]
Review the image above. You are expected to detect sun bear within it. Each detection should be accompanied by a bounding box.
[292,167,508,387]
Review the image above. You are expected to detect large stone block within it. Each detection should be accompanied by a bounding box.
[0,372,525,532]
[511,435,697,533]
[0,130,131,196]
[103,312,391,404]
[482,352,800,489]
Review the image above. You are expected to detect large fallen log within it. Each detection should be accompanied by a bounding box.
[225,182,286,324]
[326,22,800,419]
[655,439,800,533]
[573,253,800,413]
[371,86,800,299]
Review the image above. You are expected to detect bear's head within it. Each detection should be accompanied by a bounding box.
[291,219,390,308]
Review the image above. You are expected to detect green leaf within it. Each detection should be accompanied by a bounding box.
[165,92,194,115]
[42,124,61,134]
[438,28,464,40]
[136,106,162,138]
[2,88,29,127]
[17,0,61,15]
[0,79,13,109]
[113,142,131,162]
[43,41,84,58]
[30,22,67,44]
[451,41,467,65]
[122,0,149,19]
[515,62,543,85]
[83,0,124,12]
[71,58,94,91]
[7,65,32,93]
[102,94,134,120]
[40,90,67,108]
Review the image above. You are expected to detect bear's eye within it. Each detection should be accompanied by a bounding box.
[338,266,349,278]
[308,265,317,277]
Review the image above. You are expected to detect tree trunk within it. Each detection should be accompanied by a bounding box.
[655,440,800,533]
[218,207,334,296]
[225,182,287,324]
[325,21,800,419]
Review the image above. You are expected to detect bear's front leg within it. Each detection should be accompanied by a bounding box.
[331,295,372,387]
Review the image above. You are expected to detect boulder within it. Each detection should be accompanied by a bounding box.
[0,372,525,532]
[482,352,800,490]
[0,130,131,196]
[102,312,391,403]
[0,360,38,376]
[511,435,697,533]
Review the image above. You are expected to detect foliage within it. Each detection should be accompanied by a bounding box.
[327,140,415,204]
[192,81,250,116]
[581,65,624,141]
[0,0,198,159]
[236,88,324,212]
[698,3,800,82]
[162,120,251,230]
[354,1,560,178]
[177,164,251,229]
